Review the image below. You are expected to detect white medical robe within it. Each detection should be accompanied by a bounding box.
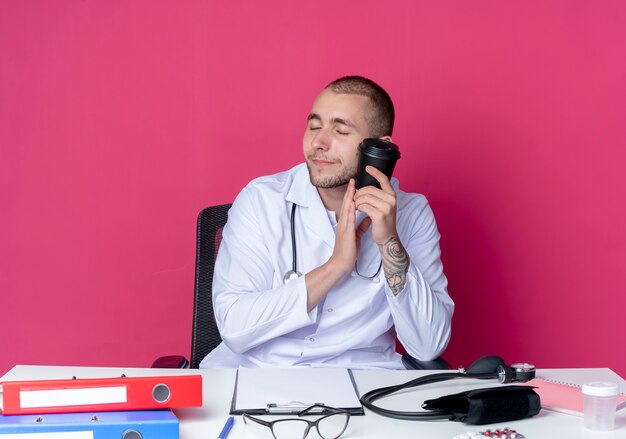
[200,163,454,369]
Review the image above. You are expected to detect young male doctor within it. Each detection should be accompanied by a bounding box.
[200,76,454,369]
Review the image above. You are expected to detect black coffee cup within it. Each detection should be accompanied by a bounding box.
[355,138,401,189]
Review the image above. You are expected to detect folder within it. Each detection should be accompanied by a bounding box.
[525,377,626,416]
[0,375,202,415]
[230,367,364,415]
[0,409,178,438]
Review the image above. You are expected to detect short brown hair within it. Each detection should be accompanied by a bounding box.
[326,76,394,137]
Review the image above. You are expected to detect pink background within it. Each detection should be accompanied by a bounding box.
[1,1,624,377]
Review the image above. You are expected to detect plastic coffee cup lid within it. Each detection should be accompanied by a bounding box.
[582,381,619,397]
[359,138,400,159]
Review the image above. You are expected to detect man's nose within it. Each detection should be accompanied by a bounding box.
[311,128,331,150]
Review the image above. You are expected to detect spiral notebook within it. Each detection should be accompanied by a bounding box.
[526,378,626,416]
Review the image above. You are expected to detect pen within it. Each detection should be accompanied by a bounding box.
[217,416,234,439]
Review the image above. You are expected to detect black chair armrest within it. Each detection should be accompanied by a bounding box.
[151,355,190,369]
[402,353,451,370]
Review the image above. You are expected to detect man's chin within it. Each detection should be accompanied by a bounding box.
[309,174,353,189]
[311,180,349,189]
[306,163,356,189]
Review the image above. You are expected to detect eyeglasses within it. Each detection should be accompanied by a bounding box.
[242,404,351,439]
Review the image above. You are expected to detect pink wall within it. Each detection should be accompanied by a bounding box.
[1,1,625,377]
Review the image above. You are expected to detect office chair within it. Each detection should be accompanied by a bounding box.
[152,203,450,370]
[153,204,231,369]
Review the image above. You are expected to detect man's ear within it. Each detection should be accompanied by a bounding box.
[380,135,392,142]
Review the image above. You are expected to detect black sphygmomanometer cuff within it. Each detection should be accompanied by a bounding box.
[422,385,541,425]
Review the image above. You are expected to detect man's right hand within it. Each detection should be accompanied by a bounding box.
[328,179,371,273]
[304,179,371,310]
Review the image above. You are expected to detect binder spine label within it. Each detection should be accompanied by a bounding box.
[0,432,94,439]
[20,386,127,408]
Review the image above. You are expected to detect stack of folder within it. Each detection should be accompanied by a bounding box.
[0,373,203,438]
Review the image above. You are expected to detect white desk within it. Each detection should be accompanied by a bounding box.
[2,365,625,439]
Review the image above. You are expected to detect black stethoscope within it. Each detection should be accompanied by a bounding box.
[283,203,383,284]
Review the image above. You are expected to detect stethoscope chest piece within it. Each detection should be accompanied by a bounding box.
[283,270,302,284]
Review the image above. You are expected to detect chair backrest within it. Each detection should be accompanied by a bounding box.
[189,203,231,368]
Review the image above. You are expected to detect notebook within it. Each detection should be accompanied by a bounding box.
[526,377,626,416]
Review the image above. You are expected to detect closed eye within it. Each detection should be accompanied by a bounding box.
[307,113,322,130]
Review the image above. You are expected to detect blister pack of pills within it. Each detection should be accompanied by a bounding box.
[452,427,525,439]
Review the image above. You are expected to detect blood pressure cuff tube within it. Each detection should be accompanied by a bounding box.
[422,385,541,425]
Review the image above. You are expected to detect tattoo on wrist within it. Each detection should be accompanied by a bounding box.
[381,236,409,295]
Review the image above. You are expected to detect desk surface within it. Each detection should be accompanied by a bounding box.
[2,365,625,439]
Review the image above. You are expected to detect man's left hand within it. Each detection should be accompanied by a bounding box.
[354,166,410,295]
[353,165,398,245]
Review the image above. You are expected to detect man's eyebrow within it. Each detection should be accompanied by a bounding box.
[331,117,356,128]
[306,114,356,129]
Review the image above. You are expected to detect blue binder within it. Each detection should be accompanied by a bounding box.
[0,409,178,438]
